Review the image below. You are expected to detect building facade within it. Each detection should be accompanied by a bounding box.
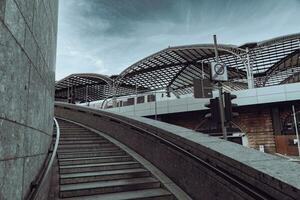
[0,0,58,199]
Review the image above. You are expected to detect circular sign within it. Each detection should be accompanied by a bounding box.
[214,63,225,75]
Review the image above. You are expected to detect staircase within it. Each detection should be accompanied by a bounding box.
[57,119,175,200]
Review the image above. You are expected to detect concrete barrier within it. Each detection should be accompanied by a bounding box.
[55,102,300,200]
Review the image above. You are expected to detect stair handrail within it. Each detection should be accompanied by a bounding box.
[25,117,60,200]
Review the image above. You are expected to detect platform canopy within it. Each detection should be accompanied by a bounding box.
[55,33,300,102]
[55,73,140,103]
[55,73,114,102]
[114,33,300,95]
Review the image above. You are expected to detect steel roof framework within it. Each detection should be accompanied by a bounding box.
[115,44,249,93]
[55,73,114,102]
[55,33,300,102]
[115,33,300,95]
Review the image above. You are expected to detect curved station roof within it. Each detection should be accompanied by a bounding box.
[55,73,113,102]
[55,73,135,102]
[56,33,300,102]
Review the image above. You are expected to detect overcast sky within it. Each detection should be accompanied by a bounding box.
[56,0,300,80]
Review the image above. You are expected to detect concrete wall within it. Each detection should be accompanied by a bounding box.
[55,103,300,200]
[0,0,58,199]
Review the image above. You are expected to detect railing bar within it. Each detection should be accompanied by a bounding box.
[28,117,60,200]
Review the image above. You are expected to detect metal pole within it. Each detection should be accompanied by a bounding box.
[154,91,157,120]
[67,82,70,103]
[112,83,117,108]
[85,85,88,105]
[134,82,137,116]
[292,105,300,156]
[201,61,204,97]
[214,35,219,63]
[218,83,227,140]
[213,35,227,140]
[213,35,219,63]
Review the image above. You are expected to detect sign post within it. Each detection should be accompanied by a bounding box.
[213,35,227,140]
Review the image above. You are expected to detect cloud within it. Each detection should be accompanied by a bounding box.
[56,0,300,80]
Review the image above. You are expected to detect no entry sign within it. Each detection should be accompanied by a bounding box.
[211,62,228,81]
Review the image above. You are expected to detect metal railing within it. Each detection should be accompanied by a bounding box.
[25,117,60,200]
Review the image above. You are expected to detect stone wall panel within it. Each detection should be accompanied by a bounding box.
[0,158,23,200]
[26,65,47,132]
[0,0,58,198]
[4,0,25,47]
[0,23,30,124]
[0,119,25,160]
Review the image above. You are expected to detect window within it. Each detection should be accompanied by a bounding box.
[147,94,156,102]
[137,96,145,104]
[127,98,134,105]
[117,101,123,107]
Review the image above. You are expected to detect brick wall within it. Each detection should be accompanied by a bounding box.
[233,105,275,153]
[155,103,300,154]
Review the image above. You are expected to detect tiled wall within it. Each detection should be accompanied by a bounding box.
[0,0,58,199]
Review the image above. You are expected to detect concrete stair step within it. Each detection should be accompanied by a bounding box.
[60,130,88,133]
[62,188,174,200]
[60,168,150,184]
[60,137,103,141]
[60,161,142,174]
[57,151,126,159]
[60,136,100,140]
[58,125,79,126]
[57,147,120,154]
[60,133,98,137]
[60,130,94,133]
[60,131,92,134]
[58,143,114,150]
[59,126,84,128]
[60,155,133,166]
[59,140,108,144]
[60,128,87,131]
[60,177,160,198]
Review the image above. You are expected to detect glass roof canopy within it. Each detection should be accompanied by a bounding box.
[55,33,300,102]
[55,73,113,102]
[55,73,136,102]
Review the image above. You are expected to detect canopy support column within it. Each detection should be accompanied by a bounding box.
[246,48,254,89]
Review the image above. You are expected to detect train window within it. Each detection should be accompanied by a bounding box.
[147,94,156,102]
[117,101,123,107]
[137,96,145,104]
[127,98,134,105]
